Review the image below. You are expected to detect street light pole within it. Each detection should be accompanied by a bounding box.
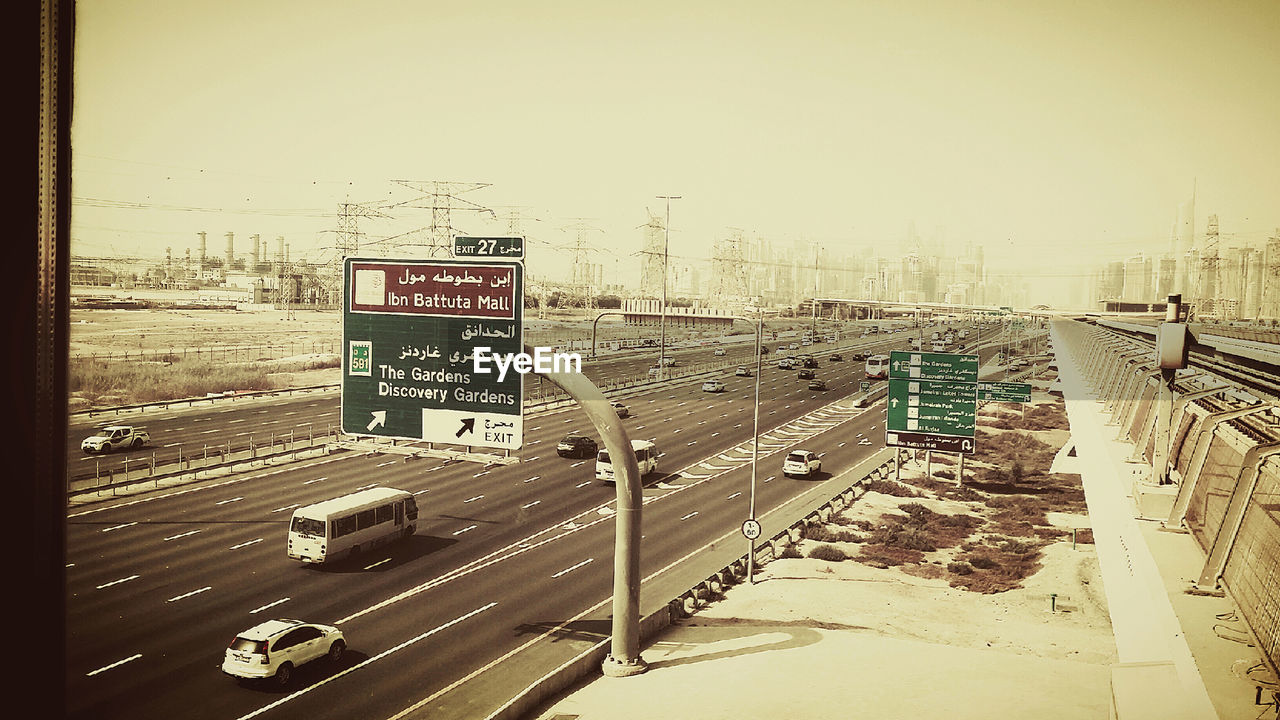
[657,195,680,379]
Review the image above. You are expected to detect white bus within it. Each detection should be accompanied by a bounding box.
[596,439,659,484]
[287,487,418,564]
[864,354,890,380]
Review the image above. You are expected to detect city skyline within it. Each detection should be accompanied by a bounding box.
[70,0,1280,307]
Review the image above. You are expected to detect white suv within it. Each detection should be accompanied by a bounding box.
[222,619,345,685]
[783,450,822,478]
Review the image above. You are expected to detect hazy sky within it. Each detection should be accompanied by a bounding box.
[71,0,1280,304]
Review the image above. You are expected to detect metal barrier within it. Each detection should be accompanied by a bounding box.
[1055,316,1280,682]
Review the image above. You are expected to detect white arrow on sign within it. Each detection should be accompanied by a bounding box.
[367,410,387,431]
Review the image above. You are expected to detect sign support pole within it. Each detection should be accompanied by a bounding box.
[530,346,646,677]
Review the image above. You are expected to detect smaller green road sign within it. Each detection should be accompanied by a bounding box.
[888,350,978,383]
[978,381,1032,403]
[455,236,525,259]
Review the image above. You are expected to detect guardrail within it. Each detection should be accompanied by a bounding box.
[67,341,891,498]
[487,448,898,720]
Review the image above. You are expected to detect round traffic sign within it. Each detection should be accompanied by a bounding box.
[741,518,762,540]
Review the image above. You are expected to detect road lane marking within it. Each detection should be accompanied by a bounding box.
[272,503,301,513]
[575,481,591,488]
[96,575,138,589]
[230,538,263,550]
[452,525,478,536]
[364,558,392,570]
[216,497,243,506]
[551,558,593,578]
[249,597,290,614]
[304,477,327,485]
[102,522,137,533]
[463,495,484,503]
[523,475,541,483]
[86,654,142,677]
[521,500,541,509]
[244,603,498,720]
[167,586,211,603]
[680,511,699,521]
[164,530,200,541]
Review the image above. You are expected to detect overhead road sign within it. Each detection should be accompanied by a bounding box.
[978,381,1032,403]
[888,350,978,383]
[341,258,524,450]
[454,236,525,259]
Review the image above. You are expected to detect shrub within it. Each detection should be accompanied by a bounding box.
[966,554,999,569]
[947,562,974,575]
[807,544,848,562]
[867,479,919,497]
[778,544,803,559]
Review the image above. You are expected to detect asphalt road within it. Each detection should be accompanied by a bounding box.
[65,326,1000,720]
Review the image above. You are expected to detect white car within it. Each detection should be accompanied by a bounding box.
[222,619,345,686]
[735,366,752,377]
[713,348,726,356]
[702,380,726,393]
[783,450,822,478]
[81,425,150,454]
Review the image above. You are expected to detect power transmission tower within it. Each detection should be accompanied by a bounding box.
[388,180,495,256]
[708,228,749,305]
[636,208,666,298]
[555,220,604,311]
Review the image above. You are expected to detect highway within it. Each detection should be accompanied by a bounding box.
[66,327,1000,720]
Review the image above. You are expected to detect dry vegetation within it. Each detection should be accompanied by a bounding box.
[785,373,1091,594]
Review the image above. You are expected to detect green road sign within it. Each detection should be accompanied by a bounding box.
[860,380,871,393]
[454,236,525,259]
[888,350,978,383]
[978,381,1032,403]
[341,258,524,450]
[887,378,977,437]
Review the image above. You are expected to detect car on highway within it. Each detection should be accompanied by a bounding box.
[222,618,345,686]
[702,380,726,393]
[661,357,677,367]
[557,433,598,458]
[611,401,630,418]
[81,425,150,454]
[783,450,822,478]
[808,378,827,390]
[829,353,842,362]
[797,368,815,380]
[760,346,770,355]
[735,366,752,377]
[778,357,796,369]
[713,348,726,356]
[850,351,867,361]
[789,342,799,350]
[800,355,818,368]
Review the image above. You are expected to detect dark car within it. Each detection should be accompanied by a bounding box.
[801,356,819,368]
[808,379,827,390]
[851,352,868,361]
[829,353,843,362]
[557,433,598,458]
[798,369,816,380]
